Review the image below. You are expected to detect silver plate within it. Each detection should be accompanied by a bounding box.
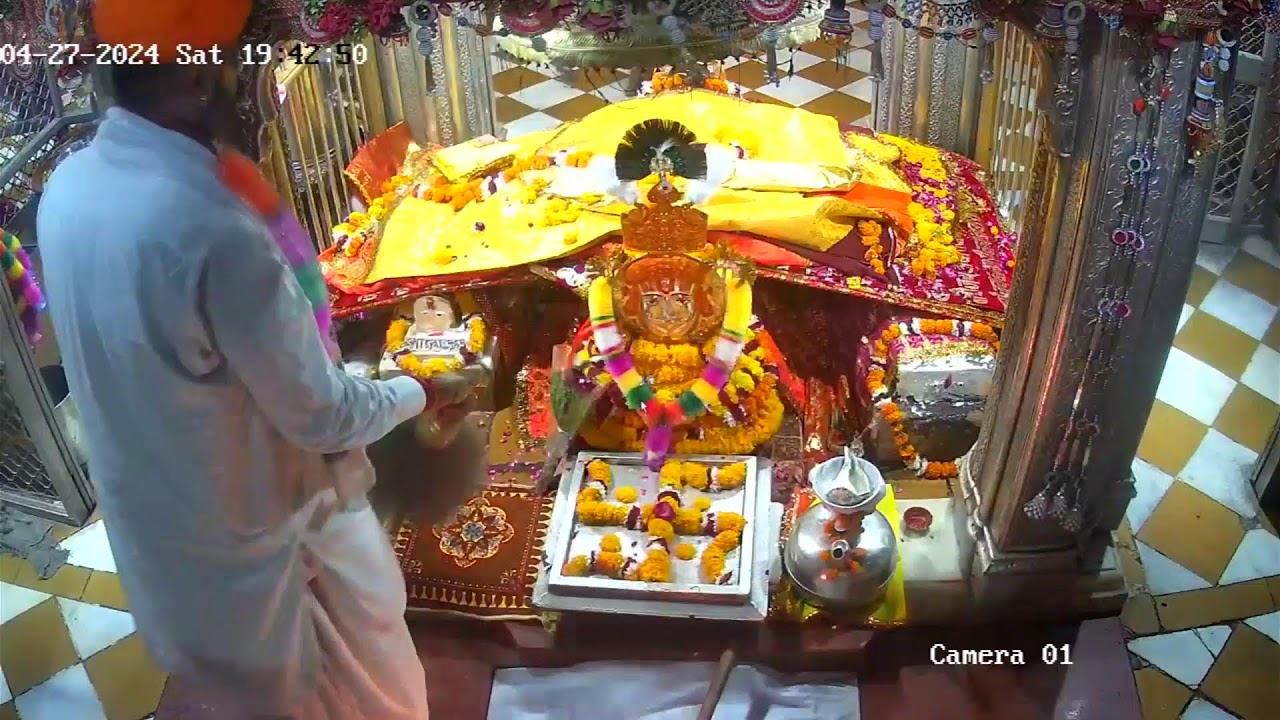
[546,452,759,605]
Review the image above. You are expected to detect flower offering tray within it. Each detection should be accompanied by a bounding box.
[546,452,760,606]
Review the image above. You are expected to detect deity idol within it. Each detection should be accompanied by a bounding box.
[380,295,489,382]
[562,120,787,467]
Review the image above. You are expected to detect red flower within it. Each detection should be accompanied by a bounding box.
[318,3,359,38]
[364,0,404,35]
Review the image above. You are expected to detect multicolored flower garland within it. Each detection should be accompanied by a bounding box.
[0,231,45,345]
[865,318,999,479]
[384,314,487,379]
[586,271,754,468]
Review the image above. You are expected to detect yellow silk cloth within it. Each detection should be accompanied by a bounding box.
[366,91,890,282]
[540,90,850,165]
[431,139,524,182]
[367,183,882,282]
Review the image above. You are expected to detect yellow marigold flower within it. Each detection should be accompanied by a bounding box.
[674,543,697,561]
[577,487,602,503]
[587,459,612,484]
[659,461,684,489]
[715,512,746,536]
[681,462,710,490]
[699,546,726,583]
[635,550,671,582]
[712,530,741,551]
[599,534,622,553]
[595,551,626,578]
[348,211,368,226]
[614,486,638,504]
[563,555,590,576]
[647,518,675,542]
[672,508,703,536]
[714,462,747,490]
[693,497,712,512]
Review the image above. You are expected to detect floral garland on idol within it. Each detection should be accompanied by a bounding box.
[583,271,779,468]
[384,314,487,378]
[865,318,999,479]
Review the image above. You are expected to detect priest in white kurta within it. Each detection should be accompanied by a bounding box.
[37,38,438,720]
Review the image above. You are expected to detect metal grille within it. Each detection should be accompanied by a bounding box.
[1241,14,1266,57]
[1208,81,1259,217]
[1,61,57,227]
[271,39,382,252]
[1245,56,1280,217]
[977,22,1045,237]
[0,363,58,502]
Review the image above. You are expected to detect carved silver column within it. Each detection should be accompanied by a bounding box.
[961,14,1223,573]
[373,13,497,147]
[874,0,987,154]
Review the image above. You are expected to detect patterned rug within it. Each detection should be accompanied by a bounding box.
[395,485,551,620]
[393,408,553,619]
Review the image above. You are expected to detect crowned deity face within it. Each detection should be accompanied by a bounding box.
[614,255,725,344]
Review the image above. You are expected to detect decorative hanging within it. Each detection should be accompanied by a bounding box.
[882,1,981,46]
[407,1,439,56]
[867,0,886,80]
[1024,33,1171,535]
[979,22,997,83]
[1186,24,1234,162]
[819,0,854,44]
[740,0,803,24]
[502,0,576,37]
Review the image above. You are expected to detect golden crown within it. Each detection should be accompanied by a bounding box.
[620,183,709,255]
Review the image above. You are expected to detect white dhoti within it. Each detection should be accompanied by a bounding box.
[161,495,429,720]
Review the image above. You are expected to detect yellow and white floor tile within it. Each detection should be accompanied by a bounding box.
[0,521,165,720]
[1123,235,1280,720]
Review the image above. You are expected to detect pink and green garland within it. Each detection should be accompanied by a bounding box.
[586,272,753,469]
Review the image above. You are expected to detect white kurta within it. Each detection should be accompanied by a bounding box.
[37,108,430,718]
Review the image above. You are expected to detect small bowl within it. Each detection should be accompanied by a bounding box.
[902,507,933,537]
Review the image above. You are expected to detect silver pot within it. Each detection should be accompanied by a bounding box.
[40,365,88,467]
[782,453,897,609]
[783,503,898,610]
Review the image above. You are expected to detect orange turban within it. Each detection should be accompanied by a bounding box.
[92,0,252,63]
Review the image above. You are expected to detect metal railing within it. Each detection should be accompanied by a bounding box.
[974,22,1047,237]
[1203,15,1279,244]
[268,37,388,252]
[0,60,97,525]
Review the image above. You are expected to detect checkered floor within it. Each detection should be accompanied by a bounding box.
[1122,235,1280,720]
[491,30,877,139]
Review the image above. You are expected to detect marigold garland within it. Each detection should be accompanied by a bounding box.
[569,457,749,584]
[332,174,412,257]
[857,219,886,275]
[576,327,785,456]
[880,135,960,280]
[585,273,756,467]
[384,314,487,380]
[865,318,999,479]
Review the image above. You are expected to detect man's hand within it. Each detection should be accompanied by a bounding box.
[419,371,476,412]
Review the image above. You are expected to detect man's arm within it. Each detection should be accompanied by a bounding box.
[202,215,425,454]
